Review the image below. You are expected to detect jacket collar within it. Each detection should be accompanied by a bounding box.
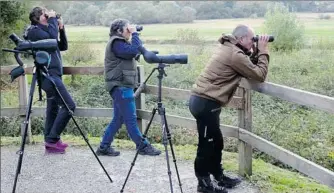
[218,34,238,45]
[218,33,251,56]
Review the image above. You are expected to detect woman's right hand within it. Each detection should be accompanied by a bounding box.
[46,10,56,18]
[127,25,137,33]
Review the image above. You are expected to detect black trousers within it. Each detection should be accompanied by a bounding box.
[41,75,76,143]
[189,95,224,178]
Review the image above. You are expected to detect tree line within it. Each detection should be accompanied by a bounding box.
[32,1,334,26]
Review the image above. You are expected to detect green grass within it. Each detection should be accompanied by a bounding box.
[65,18,334,42]
[1,135,333,193]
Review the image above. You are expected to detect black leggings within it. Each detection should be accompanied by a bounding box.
[189,95,224,177]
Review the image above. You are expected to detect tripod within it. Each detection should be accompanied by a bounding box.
[120,63,183,193]
[11,62,113,193]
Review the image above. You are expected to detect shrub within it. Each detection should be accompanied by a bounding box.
[262,3,305,51]
[62,37,96,85]
[319,13,331,20]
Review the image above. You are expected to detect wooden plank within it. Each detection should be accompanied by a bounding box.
[135,65,146,132]
[0,65,33,75]
[1,107,112,117]
[1,65,17,74]
[18,75,31,143]
[0,107,239,138]
[136,110,239,138]
[239,78,334,114]
[239,128,334,188]
[62,67,104,75]
[0,66,103,75]
[0,108,23,116]
[145,85,244,109]
[238,88,253,176]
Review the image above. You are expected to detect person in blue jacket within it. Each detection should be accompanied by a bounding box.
[25,7,76,154]
[96,19,161,156]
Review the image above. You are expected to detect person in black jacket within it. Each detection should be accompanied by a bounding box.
[25,7,76,154]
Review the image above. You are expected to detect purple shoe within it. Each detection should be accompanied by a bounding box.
[45,140,68,149]
[45,147,65,154]
[45,142,64,150]
[56,140,68,149]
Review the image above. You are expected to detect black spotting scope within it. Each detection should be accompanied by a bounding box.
[138,46,188,64]
[9,33,58,52]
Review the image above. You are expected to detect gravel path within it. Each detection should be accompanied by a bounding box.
[1,145,259,193]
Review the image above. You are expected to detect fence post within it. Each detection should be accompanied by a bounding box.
[238,87,252,176]
[18,73,32,144]
[136,65,146,132]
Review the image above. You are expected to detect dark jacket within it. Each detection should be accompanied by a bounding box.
[104,33,142,92]
[112,32,141,60]
[26,17,68,76]
[191,34,270,106]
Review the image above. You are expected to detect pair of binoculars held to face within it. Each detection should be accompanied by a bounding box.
[252,35,275,42]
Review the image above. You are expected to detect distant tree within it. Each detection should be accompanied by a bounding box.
[19,1,334,26]
[181,6,197,22]
[84,4,100,25]
[34,1,71,13]
[0,1,29,65]
[63,2,93,25]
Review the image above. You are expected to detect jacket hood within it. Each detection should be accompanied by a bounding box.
[218,34,238,45]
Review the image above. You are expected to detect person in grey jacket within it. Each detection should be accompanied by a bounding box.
[96,19,161,156]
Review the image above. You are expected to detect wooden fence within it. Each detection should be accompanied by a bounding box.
[1,65,334,188]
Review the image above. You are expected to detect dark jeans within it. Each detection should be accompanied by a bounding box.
[41,75,76,143]
[189,95,224,178]
[100,87,148,149]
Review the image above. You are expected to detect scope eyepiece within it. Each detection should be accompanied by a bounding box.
[9,34,22,45]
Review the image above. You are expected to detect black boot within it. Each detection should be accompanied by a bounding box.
[197,176,228,193]
[212,166,241,189]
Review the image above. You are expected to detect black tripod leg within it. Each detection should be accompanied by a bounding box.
[41,73,113,183]
[12,73,37,193]
[120,107,157,193]
[70,116,113,183]
[159,107,174,193]
[162,112,183,193]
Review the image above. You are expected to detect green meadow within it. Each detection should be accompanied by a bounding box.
[65,16,334,43]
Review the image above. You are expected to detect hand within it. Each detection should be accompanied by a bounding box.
[127,25,137,33]
[251,43,258,54]
[258,35,270,52]
[58,17,64,29]
[46,10,56,18]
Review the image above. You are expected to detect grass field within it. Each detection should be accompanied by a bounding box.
[65,14,334,42]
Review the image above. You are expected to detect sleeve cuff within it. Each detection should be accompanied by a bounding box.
[47,17,58,28]
[47,17,58,23]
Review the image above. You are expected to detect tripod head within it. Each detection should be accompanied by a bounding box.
[2,33,56,82]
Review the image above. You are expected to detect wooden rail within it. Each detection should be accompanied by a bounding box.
[1,65,333,188]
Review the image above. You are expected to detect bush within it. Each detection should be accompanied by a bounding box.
[174,28,202,44]
[319,13,331,20]
[62,37,97,85]
[262,3,305,51]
